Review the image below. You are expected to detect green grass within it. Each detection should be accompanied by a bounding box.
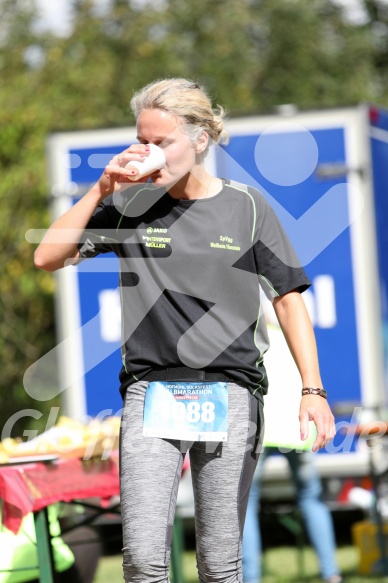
[94,545,388,583]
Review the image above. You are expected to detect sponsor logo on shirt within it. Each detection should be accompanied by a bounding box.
[146,227,168,234]
[210,235,241,251]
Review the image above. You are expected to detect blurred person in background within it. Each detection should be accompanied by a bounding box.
[243,322,341,583]
[0,508,102,583]
[34,78,335,583]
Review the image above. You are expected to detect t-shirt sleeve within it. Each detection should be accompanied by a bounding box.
[78,199,119,259]
[251,188,311,300]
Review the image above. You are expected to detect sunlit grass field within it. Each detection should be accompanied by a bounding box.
[94,546,388,583]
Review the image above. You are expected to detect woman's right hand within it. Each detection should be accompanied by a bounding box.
[96,144,151,199]
[34,144,151,272]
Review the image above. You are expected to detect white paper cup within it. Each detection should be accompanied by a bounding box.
[125,144,166,178]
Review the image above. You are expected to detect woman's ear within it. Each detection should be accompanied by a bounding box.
[195,130,209,155]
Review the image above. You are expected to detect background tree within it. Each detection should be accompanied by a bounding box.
[0,0,386,436]
[362,0,388,98]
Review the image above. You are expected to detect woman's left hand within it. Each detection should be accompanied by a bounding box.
[299,394,336,452]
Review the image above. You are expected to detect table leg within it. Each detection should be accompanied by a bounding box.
[171,516,184,583]
[34,508,55,583]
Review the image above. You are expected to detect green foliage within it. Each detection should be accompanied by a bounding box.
[0,0,388,435]
[250,0,376,109]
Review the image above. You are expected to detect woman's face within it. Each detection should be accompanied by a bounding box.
[136,108,201,187]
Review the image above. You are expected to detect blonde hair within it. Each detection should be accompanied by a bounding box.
[130,78,229,155]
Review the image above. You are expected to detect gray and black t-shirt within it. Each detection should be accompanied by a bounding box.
[78,179,311,397]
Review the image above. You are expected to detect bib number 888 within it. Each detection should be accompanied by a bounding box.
[172,401,215,423]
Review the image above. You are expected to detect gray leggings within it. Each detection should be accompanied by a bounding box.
[120,381,263,583]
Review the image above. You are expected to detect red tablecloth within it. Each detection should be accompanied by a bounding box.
[0,453,120,534]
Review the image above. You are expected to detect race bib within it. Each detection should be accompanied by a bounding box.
[143,381,228,441]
